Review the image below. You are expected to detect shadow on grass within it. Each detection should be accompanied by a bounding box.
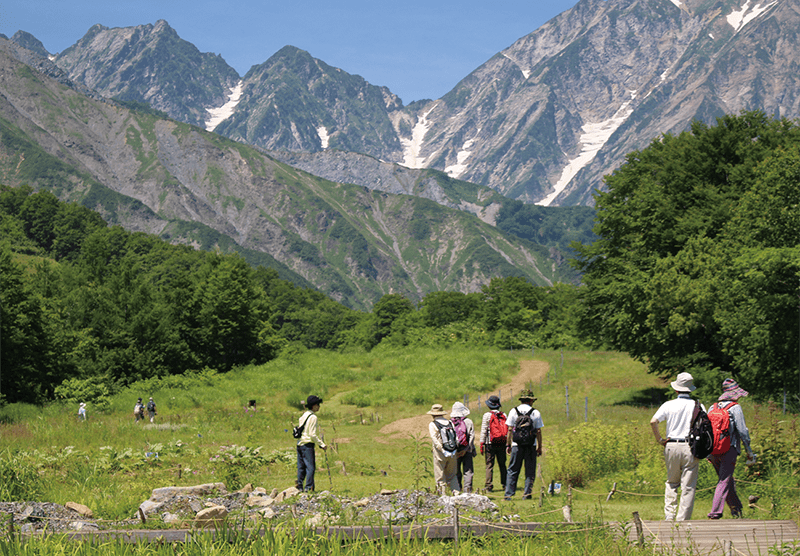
[612,387,669,408]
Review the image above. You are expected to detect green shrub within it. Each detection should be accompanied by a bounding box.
[547,423,640,487]
[0,449,43,501]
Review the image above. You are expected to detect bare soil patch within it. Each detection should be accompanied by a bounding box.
[377,359,550,442]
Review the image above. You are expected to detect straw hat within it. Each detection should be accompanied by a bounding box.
[427,404,447,416]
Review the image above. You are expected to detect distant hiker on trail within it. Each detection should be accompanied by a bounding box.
[295,394,327,492]
[706,378,754,519]
[78,402,87,421]
[428,403,460,495]
[650,372,704,520]
[450,401,476,493]
[504,389,543,501]
[146,397,157,423]
[479,395,507,493]
[134,398,144,422]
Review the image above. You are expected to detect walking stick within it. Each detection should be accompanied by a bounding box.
[322,429,333,488]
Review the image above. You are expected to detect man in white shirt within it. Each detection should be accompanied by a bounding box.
[650,372,704,520]
[504,389,544,500]
[296,395,327,492]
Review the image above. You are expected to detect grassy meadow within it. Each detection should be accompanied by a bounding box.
[1,347,798,554]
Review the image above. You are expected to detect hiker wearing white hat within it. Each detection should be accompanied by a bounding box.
[428,404,460,494]
[78,402,87,421]
[650,372,706,520]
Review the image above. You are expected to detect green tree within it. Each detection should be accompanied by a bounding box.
[574,112,800,400]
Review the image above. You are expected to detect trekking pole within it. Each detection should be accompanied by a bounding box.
[322,429,333,488]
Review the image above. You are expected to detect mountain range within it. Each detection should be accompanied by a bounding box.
[0,37,588,311]
[21,0,800,206]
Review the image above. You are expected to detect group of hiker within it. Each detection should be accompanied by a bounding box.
[291,389,545,500]
[295,374,754,520]
[427,389,543,500]
[133,397,158,423]
[650,373,754,520]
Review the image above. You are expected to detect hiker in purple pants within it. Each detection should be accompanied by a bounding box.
[707,378,753,519]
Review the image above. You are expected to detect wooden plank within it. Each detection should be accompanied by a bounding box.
[625,520,800,556]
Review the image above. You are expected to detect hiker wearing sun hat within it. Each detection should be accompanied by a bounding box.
[504,388,544,500]
[428,403,460,494]
[707,378,753,519]
[479,395,508,492]
[650,372,706,520]
[78,402,87,421]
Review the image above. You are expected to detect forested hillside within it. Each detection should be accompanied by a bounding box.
[0,185,584,406]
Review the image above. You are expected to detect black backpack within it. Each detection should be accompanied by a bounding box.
[147,400,155,412]
[688,400,713,459]
[434,419,459,452]
[512,407,537,446]
[293,413,312,439]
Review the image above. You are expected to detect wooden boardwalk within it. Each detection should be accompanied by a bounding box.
[32,519,800,554]
[626,519,800,555]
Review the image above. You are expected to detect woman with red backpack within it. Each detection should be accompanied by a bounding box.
[706,379,754,519]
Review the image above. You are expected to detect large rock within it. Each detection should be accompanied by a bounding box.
[150,483,227,502]
[194,505,228,529]
[65,502,93,518]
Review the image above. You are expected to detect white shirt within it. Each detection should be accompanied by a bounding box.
[652,394,706,440]
[297,410,326,448]
[506,404,544,447]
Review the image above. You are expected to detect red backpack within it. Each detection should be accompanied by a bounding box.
[708,402,737,455]
[488,411,508,444]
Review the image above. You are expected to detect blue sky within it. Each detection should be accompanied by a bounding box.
[1,0,580,104]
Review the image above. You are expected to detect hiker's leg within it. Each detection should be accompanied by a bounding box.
[522,447,536,498]
[484,445,495,490]
[663,444,681,520]
[461,452,474,493]
[505,447,522,499]
[296,445,307,489]
[497,445,508,489]
[677,446,699,521]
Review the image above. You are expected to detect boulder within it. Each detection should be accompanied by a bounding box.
[150,483,227,502]
[274,486,300,503]
[65,502,93,518]
[194,505,228,529]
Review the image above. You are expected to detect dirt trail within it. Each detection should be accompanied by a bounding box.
[376,359,549,442]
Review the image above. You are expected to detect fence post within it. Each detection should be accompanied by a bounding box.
[452,505,459,549]
[632,511,644,547]
[606,482,617,502]
[565,385,570,419]
[585,397,588,423]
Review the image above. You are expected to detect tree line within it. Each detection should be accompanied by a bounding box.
[0,185,582,406]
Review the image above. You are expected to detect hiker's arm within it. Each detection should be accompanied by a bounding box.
[650,418,666,446]
[536,429,543,456]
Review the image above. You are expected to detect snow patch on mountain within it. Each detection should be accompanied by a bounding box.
[537,96,636,206]
[727,0,778,32]
[205,80,243,131]
[668,0,683,9]
[401,105,436,168]
[445,139,476,178]
[502,53,530,79]
[317,126,330,149]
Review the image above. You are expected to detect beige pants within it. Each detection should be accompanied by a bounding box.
[432,449,459,494]
[663,442,699,520]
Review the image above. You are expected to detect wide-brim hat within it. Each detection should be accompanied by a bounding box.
[518,388,537,402]
[450,401,470,418]
[305,395,323,408]
[427,404,447,416]
[80,403,86,407]
[486,395,501,410]
[719,378,748,401]
[670,372,696,392]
